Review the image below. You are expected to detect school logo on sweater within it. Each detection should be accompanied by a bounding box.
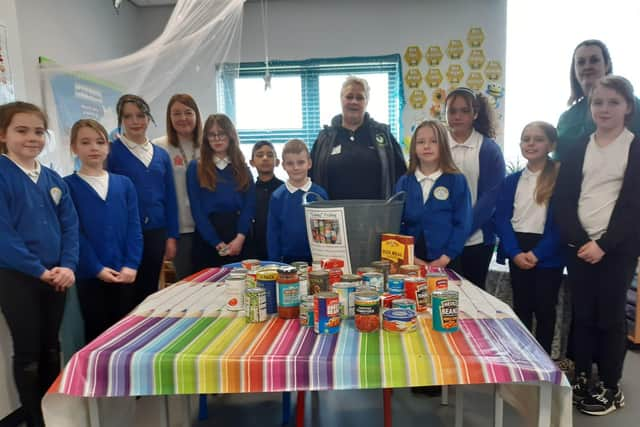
[375,134,387,146]
[50,187,62,205]
[433,186,449,200]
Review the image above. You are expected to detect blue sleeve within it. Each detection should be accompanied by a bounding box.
[472,140,505,234]
[124,178,143,269]
[445,176,472,259]
[267,192,282,262]
[531,203,561,263]
[57,180,79,271]
[78,231,103,278]
[186,161,221,247]
[237,176,255,236]
[493,176,521,259]
[163,153,180,239]
[0,179,47,278]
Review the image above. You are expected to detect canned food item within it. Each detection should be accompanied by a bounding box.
[380,292,402,309]
[230,267,248,277]
[225,275,246,311]
[362,272,384,294]
[277,266,300,319]
[387,274,406,295]
[299,295,314,327]
[392,298,416,311]
[332,282,357,318]
[432,290,459,332]
[257,269,278,314]
[399,264,421,277]
[328,268,343,287]
[340,273,362,286]
[309,270,330,294]
[404,276,428,312]
[354,291,380,332]
[371,260,391,284]
[245,287,267,322]
[383,309,417,333]
[426,270,448,306]
[356,266,377,276]
[314,292,341,334]
[320,258,344,270]
[292,261,310,296]
[242,259,261,271]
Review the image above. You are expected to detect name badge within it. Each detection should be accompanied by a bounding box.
[331,145,342,155]
[50,187,62,205]
[433,186,449,201]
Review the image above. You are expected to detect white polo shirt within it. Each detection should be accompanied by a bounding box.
[511,166,547,234]
[414,169,442,203]
[121,135,153,167]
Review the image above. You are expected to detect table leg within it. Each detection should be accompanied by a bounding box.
[493,385,503,427]
[198,394,208,420]
[296,391,306,426]
[441,385,449,405]
[455,387,463,427]
[538,382,551,427]
[160,396,169,427]
[88,398,100,427]
[282,392,290,425]
[383,388,392,427]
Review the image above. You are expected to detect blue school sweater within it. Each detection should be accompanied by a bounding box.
[0,156,79,278]
[64,172,143,280]
[395,173,472,261]
[494,171,564,268]
[267,183,328,262]
[472,137,506,246]
[107,139,179,238]
[186,160,256,247]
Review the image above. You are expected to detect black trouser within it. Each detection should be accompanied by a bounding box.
[173,232,195,280]
[193,211,248,270]
[76,278,135,343]
[568,249,636,388]
[0,269,66,427]
[507,233,563,354]
[133,228,168,307]
[449,243,494,289]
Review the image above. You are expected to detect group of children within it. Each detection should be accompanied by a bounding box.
[0,72,637,424]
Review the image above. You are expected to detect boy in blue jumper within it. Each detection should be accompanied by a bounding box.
[267,139,328,263]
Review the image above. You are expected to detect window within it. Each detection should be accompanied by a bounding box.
[218,55,403,149]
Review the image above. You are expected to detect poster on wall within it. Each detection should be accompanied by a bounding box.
[0,23,16,105]
[40,58,123,174]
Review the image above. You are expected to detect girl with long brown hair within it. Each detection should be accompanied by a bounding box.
[186,114,255,269]
[494,121,563,355]
[395,120,472,267]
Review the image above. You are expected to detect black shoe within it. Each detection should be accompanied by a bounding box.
[578,387,625,416]
[411,385,442,396]
[572,372,590,405]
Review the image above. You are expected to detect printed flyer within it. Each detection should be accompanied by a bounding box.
[305,207,353,273]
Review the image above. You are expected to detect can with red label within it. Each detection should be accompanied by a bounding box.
[314,292,340,334]
[404,276,428,312]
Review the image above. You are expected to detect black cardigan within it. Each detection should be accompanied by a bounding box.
[552,134,640,256]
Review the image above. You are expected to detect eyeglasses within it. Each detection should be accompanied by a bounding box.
[208,132,227,140]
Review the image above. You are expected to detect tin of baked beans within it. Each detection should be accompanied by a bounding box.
[256,269,278,314]
[245,287,267,322]
[392,298,417,311]
[383,309,417,333]
[404,276,428,312]
[354,291,380,332]
[371,260,391,284]
[314,292,340,334]
[225,275,246,311]
[426,270,448,306]
[399,264,421,277]
[432,290,459,332]
[332,282,357,318]
[276,266,300,319]
[362,271,384,294]
[309,270,329,294]
[299,295,314,327]
[387,274,406,295]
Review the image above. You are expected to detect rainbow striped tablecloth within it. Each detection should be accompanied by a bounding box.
[47,267,565,398]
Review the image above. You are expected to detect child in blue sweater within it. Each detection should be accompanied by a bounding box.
[494,121,563,354]
[187,114,255,269]
[445,88,505,287]
[395,120,472,267]
[65,119,143,342]
[107,94,178,306]
[0,101,79,426]
[267,139,327,263]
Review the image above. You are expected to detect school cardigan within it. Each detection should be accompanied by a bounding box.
[395,173,472,261]
[494,170,564,268]
[267,183,328,262]
[469,136,506,246]
[107,139,179,238]
[553,134,640,256]
[0,156,79,278]
[186,160,256,247]
[65,173,143,280]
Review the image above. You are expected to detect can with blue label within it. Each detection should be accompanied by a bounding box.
[332,282,357,318]
[362,271,384,294]
[382,308,417,333]
[256,269,278,314]
[314,292,340,334]
[432,290,459,332]
[387,274,405,295]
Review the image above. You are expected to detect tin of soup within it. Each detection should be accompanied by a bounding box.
[354,290,380,332]
[432,290,459,332]
[314,292,340,334]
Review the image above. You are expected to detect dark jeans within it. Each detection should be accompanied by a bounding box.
[449,243,494,289]
[507,233,563,354]
[133,228,168,307]
[568,249,636,388]
[76,278,135,343]
[0,269,66,427]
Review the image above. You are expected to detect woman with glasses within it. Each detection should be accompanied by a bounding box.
[186,114,255,269]
[153,94,203,279]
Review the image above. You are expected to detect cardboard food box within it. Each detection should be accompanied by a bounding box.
[380,233,415,274]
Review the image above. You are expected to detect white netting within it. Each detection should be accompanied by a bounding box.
[38,0,245,173]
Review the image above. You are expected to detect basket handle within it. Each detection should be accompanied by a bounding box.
[385,191,406,205]
[302,191,326,205]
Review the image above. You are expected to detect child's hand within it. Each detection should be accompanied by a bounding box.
[117,267,137,284]
[226,234,246,257]
[164,238,177,261]
[513,253,535,270]
[523,251,538,266]
[577,241,605,264]
[50,267,75,291]
[98,267,120,283]
[40,269,54,284]
[429,255,451,268]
